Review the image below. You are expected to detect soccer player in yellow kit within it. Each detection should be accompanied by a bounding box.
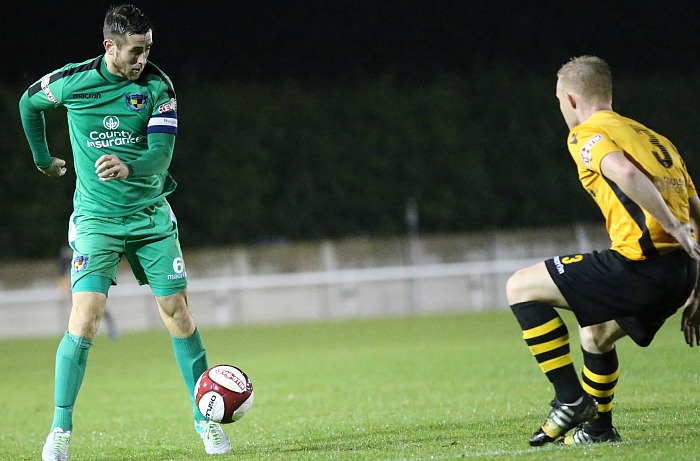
[507,56,700,446]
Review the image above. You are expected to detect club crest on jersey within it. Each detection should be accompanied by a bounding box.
[125,93,149,112]
[72,255,89,273]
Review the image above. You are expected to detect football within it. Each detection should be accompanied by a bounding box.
[194,364,254,424]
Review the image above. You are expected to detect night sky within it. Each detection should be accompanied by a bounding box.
[6,1,700,86]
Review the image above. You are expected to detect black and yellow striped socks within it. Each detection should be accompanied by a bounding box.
[581,348,619,429]
[511,301,582,403]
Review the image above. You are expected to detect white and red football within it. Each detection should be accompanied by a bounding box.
[195,364,254,424]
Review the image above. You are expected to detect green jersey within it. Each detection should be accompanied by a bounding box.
[19,56,178,217]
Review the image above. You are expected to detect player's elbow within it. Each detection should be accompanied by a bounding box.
[600,151,640,185]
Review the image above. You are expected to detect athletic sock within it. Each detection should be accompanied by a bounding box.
[171,328,209,423]
[52,331,93,431]
[511,301,582,403]
[581,347,619,430]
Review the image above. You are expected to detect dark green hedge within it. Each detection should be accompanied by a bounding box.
[4,70,700,260]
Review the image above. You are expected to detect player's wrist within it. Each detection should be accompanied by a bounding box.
[35,159,53,171]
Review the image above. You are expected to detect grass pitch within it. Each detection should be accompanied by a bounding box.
[1,310,699,460]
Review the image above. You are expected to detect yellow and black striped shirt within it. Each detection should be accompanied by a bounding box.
[567,110,696,261]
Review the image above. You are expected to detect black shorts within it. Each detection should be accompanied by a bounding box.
[545,249,697,347]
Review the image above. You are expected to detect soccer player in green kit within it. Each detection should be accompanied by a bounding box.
[19,5,231,460]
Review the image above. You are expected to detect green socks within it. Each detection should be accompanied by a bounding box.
[171,329,209,422]
[52,332,93,431]
[49,329,209,431]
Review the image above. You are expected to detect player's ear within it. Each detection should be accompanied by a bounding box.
[567,93,577,110]
[104,39,115,55]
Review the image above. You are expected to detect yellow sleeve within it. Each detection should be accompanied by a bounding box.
[571,125,620,175]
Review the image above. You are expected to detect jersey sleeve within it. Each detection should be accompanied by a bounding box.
[18,72,66,169]
[148,90,178,135]
[568,125,619,175]
[127,79,178,176]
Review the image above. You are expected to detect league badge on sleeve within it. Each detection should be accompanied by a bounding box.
[580,134,603,167]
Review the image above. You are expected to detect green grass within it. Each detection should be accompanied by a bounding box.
[1,310,698,460]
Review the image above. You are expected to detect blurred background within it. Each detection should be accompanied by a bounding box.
[1,1,700,335]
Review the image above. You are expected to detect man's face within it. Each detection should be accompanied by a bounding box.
[108,30,152,81]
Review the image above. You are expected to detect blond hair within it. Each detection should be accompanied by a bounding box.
[557,56,613,104]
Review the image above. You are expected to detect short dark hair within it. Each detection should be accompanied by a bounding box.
[103,4,151,42]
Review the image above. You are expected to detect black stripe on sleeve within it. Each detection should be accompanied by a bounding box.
[27,57,103,98]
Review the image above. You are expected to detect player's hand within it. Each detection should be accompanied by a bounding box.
[95,154,129,181]
[38,157,67,177]
[681,291,700,347]
[668,222,700,262]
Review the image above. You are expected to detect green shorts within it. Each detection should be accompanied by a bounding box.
[67,200,187,296]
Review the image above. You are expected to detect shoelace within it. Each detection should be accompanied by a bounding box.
[52,432,70,453]
[204,423,223,445]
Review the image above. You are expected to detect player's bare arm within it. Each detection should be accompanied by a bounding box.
[95,154,130,181]
[681,275,700,347]
[681,194,700,346]
[599,151,700,261]
[38,157,67,177]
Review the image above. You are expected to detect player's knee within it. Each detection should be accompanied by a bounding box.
[68,292,108,339]
[156,291,196,337]
[580,323,620,353]
[156,290,188,318]
[506,269,529,304]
